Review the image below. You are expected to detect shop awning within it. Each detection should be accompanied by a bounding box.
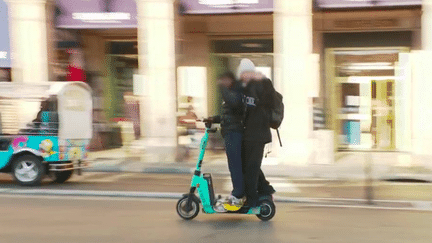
[55,0,137,29]
[180,0,273,14]
[180,0,421,14]
[315,0,422,9]
[0,0,11,68]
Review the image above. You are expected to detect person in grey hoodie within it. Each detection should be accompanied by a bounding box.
[237,58,275,208]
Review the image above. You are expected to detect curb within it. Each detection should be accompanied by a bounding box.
[85,166,432,183]
[1,188,431,211]
[0,188,184,199]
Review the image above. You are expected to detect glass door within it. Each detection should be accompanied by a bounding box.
[325,47,409,151]
[371,79,395,150]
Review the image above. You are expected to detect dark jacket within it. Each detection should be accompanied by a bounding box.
[219,81,244,137]
[242,78,275,143]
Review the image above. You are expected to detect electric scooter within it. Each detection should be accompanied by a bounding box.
[176,118,276,221]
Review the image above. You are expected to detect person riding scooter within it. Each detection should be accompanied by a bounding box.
[216,71,246,211]
[213,63,275,211]
[237,58,276,208]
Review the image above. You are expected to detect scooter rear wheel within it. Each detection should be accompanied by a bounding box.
[176,195,200,220]
[256,199,276,221]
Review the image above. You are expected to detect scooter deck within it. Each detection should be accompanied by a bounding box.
[224,206,260,214]
[204,206,260,215]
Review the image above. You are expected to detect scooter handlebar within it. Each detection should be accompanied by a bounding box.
[207,127,218,133]
[196,116,220,129]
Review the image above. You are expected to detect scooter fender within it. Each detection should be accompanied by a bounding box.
[182,193,200,213]
[182,193,201,203]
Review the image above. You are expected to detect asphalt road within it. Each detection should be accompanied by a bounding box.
[0,195,431,243]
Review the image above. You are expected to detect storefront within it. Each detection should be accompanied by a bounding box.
[176,1,274,150]
[55,0,138,113]
[0,0,11,82]
[314,0,422,152]
[178,0,273,116]
[180,0,423,158]
[54,0,139,149]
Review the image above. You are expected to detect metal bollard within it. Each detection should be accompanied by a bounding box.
[77,160,82,176]
[364,152,374,205]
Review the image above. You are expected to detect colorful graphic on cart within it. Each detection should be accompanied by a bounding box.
[0,136,59,169]
[58,139,90,161]
[39,139,57,158]
[12,136,28,151]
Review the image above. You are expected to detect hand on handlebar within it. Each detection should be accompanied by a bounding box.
[204,116,221,124]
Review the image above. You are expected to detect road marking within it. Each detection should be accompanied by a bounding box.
[0,194,176,202]
[84,173,135,183]
[0,189,183,198]
[69,172,135,183]
[292,197,432,204]
[298,203,432,212]
[411,201,432,210]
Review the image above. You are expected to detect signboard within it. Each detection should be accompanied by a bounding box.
[213,39,273,53]
[333,19,399,29]
[56,0,137,29]
[180,0,273,14]
[64,89,86,111]
[315,0,421,9]
[0,0,11,68]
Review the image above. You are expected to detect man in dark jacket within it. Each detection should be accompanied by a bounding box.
[237,58,275,208]
[217,71,245,211]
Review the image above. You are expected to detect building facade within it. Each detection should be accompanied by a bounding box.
[3,0,432,166]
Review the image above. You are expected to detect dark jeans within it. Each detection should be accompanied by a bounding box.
[242,140,274,207]
[224,132,244,198]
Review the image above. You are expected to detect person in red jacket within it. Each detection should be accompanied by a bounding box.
[66,48,86,82]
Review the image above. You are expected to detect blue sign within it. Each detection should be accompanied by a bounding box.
[0,0,10,68]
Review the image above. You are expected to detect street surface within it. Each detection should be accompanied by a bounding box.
[0,195,431,243]
[1,172,431,201]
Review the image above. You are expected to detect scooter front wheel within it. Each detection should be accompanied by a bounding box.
[256,199,276,221]
[176,195,200,220]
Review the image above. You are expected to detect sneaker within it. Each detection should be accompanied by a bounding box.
[214,200,227,213]
[223,195,244,211]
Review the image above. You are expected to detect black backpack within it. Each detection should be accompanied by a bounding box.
[268,89,284,147]
[269,90,284,129]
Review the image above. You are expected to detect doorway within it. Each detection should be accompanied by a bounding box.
[325,47,410,151]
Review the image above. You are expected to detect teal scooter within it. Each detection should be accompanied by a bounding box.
[176,118,276,221]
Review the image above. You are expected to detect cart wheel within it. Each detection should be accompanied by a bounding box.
[256,199,276,221]
[12,155,45,186]
[176,195,200,220]
[52,170,74,183]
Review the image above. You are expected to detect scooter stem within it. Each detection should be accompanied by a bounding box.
[195,129,209,171]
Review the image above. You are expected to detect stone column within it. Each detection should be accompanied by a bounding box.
[273,0,316,165]
[135,0,177,161]
[423,0,432,51]
[6,0,50,83]
[410,0,432,160]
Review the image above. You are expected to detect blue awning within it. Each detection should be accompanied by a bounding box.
[0,0,11,68]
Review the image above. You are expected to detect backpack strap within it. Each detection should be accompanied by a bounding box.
[276,129,282,147]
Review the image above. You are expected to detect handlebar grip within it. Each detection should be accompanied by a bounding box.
[208,128,218,133]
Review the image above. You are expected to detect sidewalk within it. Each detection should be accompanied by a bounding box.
[86,145,432,182]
